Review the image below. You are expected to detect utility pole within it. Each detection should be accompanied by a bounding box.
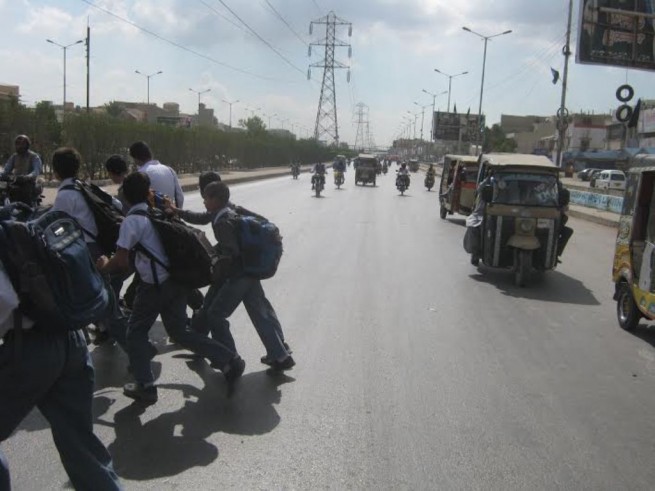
[556,0,573,169]
[308,11,352,146]
[86,19,90,112]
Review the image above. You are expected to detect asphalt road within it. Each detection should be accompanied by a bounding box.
[4,169,655,490]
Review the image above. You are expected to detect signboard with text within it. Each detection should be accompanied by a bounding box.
[577,0,655,71]
[432,111,484,142]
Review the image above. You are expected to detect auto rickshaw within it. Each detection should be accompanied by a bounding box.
[355,154,378,186]
[439,154,480,219]
[408,159,420,172]
[465,153,569,287]
[612,156,655,330]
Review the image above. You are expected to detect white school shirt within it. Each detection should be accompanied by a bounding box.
[52,177,98,243]
[137,160,184,208]
[117,203,170,284]
[0,261,33,342]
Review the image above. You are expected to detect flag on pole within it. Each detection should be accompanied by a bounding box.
[551,67,560,84]
[453,103,457,114]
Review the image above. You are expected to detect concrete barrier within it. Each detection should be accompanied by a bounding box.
[569,189,623,214]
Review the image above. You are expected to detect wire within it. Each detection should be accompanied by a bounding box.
[197,0,253,38]
[215,0,306,76]
[263,0,308,47]
[312,0,322,14]
[79,0,295,82]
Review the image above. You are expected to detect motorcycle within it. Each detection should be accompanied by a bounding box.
[382,164,388,175]
[334,169,344,189]
[424,174,435,191]
[396,173,410,196]
[291,166,300,179]
[312,173,325,197]
[0,175,43,207]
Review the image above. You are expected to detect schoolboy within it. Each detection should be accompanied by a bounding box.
[96,172,245,402]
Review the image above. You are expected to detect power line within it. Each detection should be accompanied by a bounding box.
[79,0,294,82]
[198,0,253,38]
[263,0,307,47]
[215,0,306,76]
[312,0,322,14]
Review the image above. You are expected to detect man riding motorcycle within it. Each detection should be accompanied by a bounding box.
[311,162,326,190]
[1,135,44,206]
[333,159,346,186]
[396,162,410,189]
[424,164,436,190]
[291,162,300,179]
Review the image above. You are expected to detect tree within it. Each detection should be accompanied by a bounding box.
[483,124,517,153]
[239,116,267,137]
[104,101,124,118]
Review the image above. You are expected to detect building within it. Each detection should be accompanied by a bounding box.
[0,84,19,101]
[500,115,556,154]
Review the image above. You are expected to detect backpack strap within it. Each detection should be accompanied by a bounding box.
[129,208,167,286]
[60,181,100,242]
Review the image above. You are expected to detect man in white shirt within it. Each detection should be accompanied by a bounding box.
[129,141,184,208]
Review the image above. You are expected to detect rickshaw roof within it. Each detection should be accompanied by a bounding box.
[628,154,655,173]
[358,153,377,159]
[444,154,479,164]
[482,153,558,170]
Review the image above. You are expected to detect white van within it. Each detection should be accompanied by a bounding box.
[596,170,626,190]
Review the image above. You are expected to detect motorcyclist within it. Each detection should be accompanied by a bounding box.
[396,162,410,188]
[291,161,300,177]
[426,164,436,179]
[1,134,43,180]
[312,162,326,190]
[333,159,346,173]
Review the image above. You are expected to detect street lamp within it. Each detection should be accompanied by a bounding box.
[222,98,239,129]
[422,89,448,140]
[414,102,432,141]
[266,113,277,128]
[189,87,211,110]
[433,68,468,113]
[134,69,163,106]
[462,26,512,154]
[46,38,84,112]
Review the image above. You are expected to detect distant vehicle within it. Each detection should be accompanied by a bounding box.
[589,169,603,188]
[354,154,378,186]
[595,170,626,191]
[408,159,419,172]
[577,168,600,181]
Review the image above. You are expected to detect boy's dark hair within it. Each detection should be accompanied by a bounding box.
[105,155,128,175]
[128,141,153,162]
[199,171,221,193]
[122,172,151,205]
[203,182,229,204]
[52,147,82,179]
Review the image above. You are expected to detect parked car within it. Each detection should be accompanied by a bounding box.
[589,169,603,188]
[595,170,626,190]
[577,168,600,181]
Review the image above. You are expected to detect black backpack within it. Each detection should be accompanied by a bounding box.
[233,214,283,280]
[0,206,109,331]
[62,180,123,256]
[132,208,221,289]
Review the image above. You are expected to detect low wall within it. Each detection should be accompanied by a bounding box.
[569,189,623,214]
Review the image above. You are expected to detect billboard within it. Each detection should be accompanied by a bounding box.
[577,0,655,71]
[432,111,484,142]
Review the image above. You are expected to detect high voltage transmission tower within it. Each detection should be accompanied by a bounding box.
[353,102,367,151]
[308,11,352,146]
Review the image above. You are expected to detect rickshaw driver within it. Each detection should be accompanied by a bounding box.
[556,183,573,262]
[463,174,492,258]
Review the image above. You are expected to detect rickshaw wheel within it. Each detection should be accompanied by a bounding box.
[514,250,531,287]
[440,206,447,219]
[617,282,640,331]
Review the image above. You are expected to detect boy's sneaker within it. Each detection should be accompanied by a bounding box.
[224,356,246,396]
[123,382,158,404]
[260,342,293,365]
[268,355,296,372]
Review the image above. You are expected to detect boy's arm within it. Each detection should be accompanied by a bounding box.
[96,248,130,275]
[177,208,214,225]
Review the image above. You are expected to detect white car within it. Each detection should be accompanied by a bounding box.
[595,170,626,191]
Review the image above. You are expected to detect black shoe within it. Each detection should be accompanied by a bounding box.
[268,355,296,372]
[93,330,112,346]
[123,382,158,404]
[260,342,292,365]
[224,356,246,396]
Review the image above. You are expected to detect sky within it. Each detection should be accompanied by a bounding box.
[1,0,654,148]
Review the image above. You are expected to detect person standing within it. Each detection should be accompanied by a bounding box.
[128,141,184,208]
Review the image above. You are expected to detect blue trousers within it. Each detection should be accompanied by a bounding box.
[193,276,288,361]
[0,328,122,491]
[127,279,237,385]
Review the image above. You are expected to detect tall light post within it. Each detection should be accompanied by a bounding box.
[463,26,512,154]
[134,69,163,106]
[422,89,448,141]
[414,102,432,141]
[46,38,84,112]
[222,99,239,129]
[189,87,211,110]
[433,68,468,113]
[266,113,277,128]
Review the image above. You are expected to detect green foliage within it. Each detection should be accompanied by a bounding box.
[104,101,124,118]
[483,124,517,153]
[1,99,336,179]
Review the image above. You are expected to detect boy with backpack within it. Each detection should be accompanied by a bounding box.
[96,172,245,403]
[0,224,122,490]
[182,181,294,371]
[51,147,128,349]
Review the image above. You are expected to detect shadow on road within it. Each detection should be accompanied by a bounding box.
[627,323,655,348]
[102,359,294,481]
[442,217,466,227]
[469,268,600,305]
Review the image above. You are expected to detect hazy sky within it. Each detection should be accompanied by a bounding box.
[1,0,653,147]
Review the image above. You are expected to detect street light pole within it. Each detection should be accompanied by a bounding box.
[433,68,468,113]
[134,70,163,106]
[222,99,239,129]
[414,102,432,141]
[463,27,512,154]
[46,38,84,112]
[189,87,211,110]
[422,89,448,141]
